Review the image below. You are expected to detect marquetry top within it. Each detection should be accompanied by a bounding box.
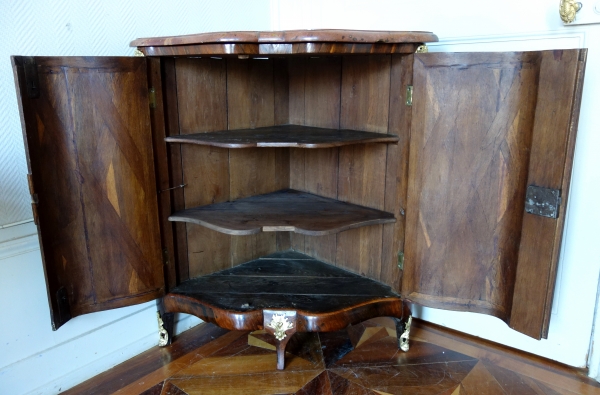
[131,29,438,47]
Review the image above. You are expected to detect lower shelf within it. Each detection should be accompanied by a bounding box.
[164,250,405,333]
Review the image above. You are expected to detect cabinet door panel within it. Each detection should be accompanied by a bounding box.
[404,50,585,339]
[13,56,164,330]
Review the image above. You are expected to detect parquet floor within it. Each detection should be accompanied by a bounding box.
[62,318,600,395]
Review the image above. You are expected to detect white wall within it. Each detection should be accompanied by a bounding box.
[272,0,600,369]
[0,1,270,394]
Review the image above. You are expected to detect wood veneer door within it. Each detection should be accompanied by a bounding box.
[403,50,586,339]
[12,56,165,330]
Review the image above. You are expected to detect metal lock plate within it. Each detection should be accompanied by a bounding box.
[525,185,561,219]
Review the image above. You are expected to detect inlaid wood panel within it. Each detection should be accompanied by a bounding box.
[63,318,600,395]
[13,57,164,329]
[404,52,543,322]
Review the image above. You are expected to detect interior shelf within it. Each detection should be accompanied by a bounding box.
[163,250,403,332]
[164,124,399,148]
[168,189,396,235]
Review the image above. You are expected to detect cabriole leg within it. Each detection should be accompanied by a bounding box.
[157,298,174,347]
[395,300,412,352]
[263,310,297,370]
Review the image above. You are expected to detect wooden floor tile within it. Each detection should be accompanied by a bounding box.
[296,371,333,395]
[167,370,322,395]
[63,319,600,395]
[330,361,477,394]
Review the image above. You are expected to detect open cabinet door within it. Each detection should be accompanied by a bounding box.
[403,50,586,339]
[12,57,165,330]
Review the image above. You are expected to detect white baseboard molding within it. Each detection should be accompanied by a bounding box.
[0,223,202,395]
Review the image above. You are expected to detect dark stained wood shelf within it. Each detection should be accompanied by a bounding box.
[164,250,404,332]
[164,124,399,148]
[168,189,396,235]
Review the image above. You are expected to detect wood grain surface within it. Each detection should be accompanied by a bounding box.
[336,55,391,279]
[404,52,542,321]
[174,57,232,278]
[63,318,600,395]
[403,50,586,339]
[131,29,438,47]
[12,56,164,328]
[163,250,405,333]
[168,189,395,236]
[381,54,414,293]
[139,42,422,57]
[289,56,342,266]
[509,49,587,338]
[165,124,399,148]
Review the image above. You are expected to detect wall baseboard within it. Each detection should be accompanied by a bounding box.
[0,223,202,395]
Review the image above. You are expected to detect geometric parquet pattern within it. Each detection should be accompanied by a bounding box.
[63,319,600,395]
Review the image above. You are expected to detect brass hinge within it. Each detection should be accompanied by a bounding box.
[162,249,170,266]
[416,44,429,53]
[406,86,413,106]
[397,251,404,271]
[149,87,156,109]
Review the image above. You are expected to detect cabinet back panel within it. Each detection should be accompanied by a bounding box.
[173,58,290,276]
[289,57,342,264]
[227,58,289,265]
[404,52,541,321]
[162,58,189,282]
[172,55,404,283]
[336,55,392,279]
[175,58,232,277]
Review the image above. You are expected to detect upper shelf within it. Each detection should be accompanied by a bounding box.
[165,125,399,148]
[168,189,396,236]
[131,29,438,56]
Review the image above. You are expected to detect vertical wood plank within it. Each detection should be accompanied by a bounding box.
[510,49,586,338]
[175,58,231,277]
[289,58,307,253]
[147,57,177,289]
[380,54,413,292]
[289,57,342,263]
[337,55,391,278]
[163,58,189,282]
[273,57,289,126]
[227,58,286,264]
